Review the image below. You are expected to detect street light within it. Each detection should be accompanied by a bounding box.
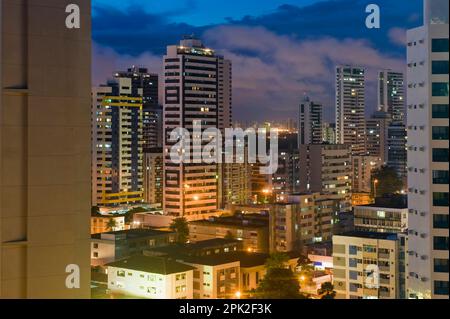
[373,179,379,198]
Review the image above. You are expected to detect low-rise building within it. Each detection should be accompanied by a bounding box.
[189,214,270,253]
[106,255,195,299]
[91,229,176,266]
[354,198,408,233]
[91,214,126,234]
[333,231,404,299]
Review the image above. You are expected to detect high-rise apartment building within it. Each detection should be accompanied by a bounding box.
[299,144,352,211]
[144,148,164,205]
[378,70,406,123]
[163,37,231,217]
[406,0,449,299]
[335,66,367,155]
[366,111,392,164]
[0,0,91,298]
[92,79,144,207]
[298,96,322,146]
[114,66,162,150]
[387,123,408,182]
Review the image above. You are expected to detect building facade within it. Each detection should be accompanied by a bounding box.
[366,111,392,164]
[0,0,91,298]
[378,70,405,123]
[335,66,367,155]
[406,0,449,299]
[163,37,231,217]
[92,83,144,207]
[144,148,164,205]
[107,256,195,299]
[298,96,323,146]
[352,156,382,193]
[299,144,353,211]
[333,232,403,299]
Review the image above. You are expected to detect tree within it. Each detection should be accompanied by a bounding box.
[254,267,302,299]
[297,255,315,285]
[169,217,190,244]
[371,166,404,197]
[317,282,336,299]
[106,218,117,231]
[265,252,289,270]
[91,206,100,216]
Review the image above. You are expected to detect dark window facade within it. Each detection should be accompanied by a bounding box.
[434,214,449,229]
[432,82,449,96]
[433,192,449,207]
[432,126,449,140]
[432,148,449,162]
[432,61,449,74]
[432,39,449,53]
[432,104,449,118]
[433,236,449,251]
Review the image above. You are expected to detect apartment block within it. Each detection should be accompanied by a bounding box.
[92,84,144,207]
[333,232,403,299]
[299,144,352,211]
[335,66,366,155]
[406,0,449,299]
[107,255,195,299]
[144,148,164,205]
[91,229,176,266]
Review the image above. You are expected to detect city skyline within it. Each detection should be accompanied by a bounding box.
[92,0,423,122]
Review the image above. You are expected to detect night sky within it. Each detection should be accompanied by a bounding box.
[92,0,423,122]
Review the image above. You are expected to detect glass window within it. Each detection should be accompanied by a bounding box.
[349,258,358,268]
[434,214,449,229]
[349,271,358,280]
[434,259,449,273]
[433,236,449,250]
[432,61,449,74]
[349,245,358,255]
[432,104,449,118]
[432,82,449,96]
[433,170,449,184]
[432,126,449,140]
[432,39,449,52]
[433,192,449,207]
[432,148,449,162]
[434,281,449,296]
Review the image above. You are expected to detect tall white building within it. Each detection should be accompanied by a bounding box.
[406,0,449,299]
[163,37,232,217]
[336,66,367,155]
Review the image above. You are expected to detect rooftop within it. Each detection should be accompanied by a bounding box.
[106,255,195,275]
[190,214,269,228]
[91,228,175,240]
[336,231,398,241]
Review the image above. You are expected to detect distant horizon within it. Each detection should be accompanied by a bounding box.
[92,0,423,122]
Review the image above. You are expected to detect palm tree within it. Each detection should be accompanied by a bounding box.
[317,282,336,299]
[106,218,117,231]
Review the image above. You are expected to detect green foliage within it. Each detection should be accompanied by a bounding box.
[254,268,301,299]
[265,252,289,270]
[105,218,117,231]
[317,282,336,299]
[371,166,404,197]
[169,217,190,244]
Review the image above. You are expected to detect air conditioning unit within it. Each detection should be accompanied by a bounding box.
[420,255,428,260]
[420,233,427,239]
[420,212,427,217]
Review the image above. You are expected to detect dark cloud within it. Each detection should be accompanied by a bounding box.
[92,0,420,121]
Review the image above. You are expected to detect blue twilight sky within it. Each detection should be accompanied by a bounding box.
[92,0,424,121]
